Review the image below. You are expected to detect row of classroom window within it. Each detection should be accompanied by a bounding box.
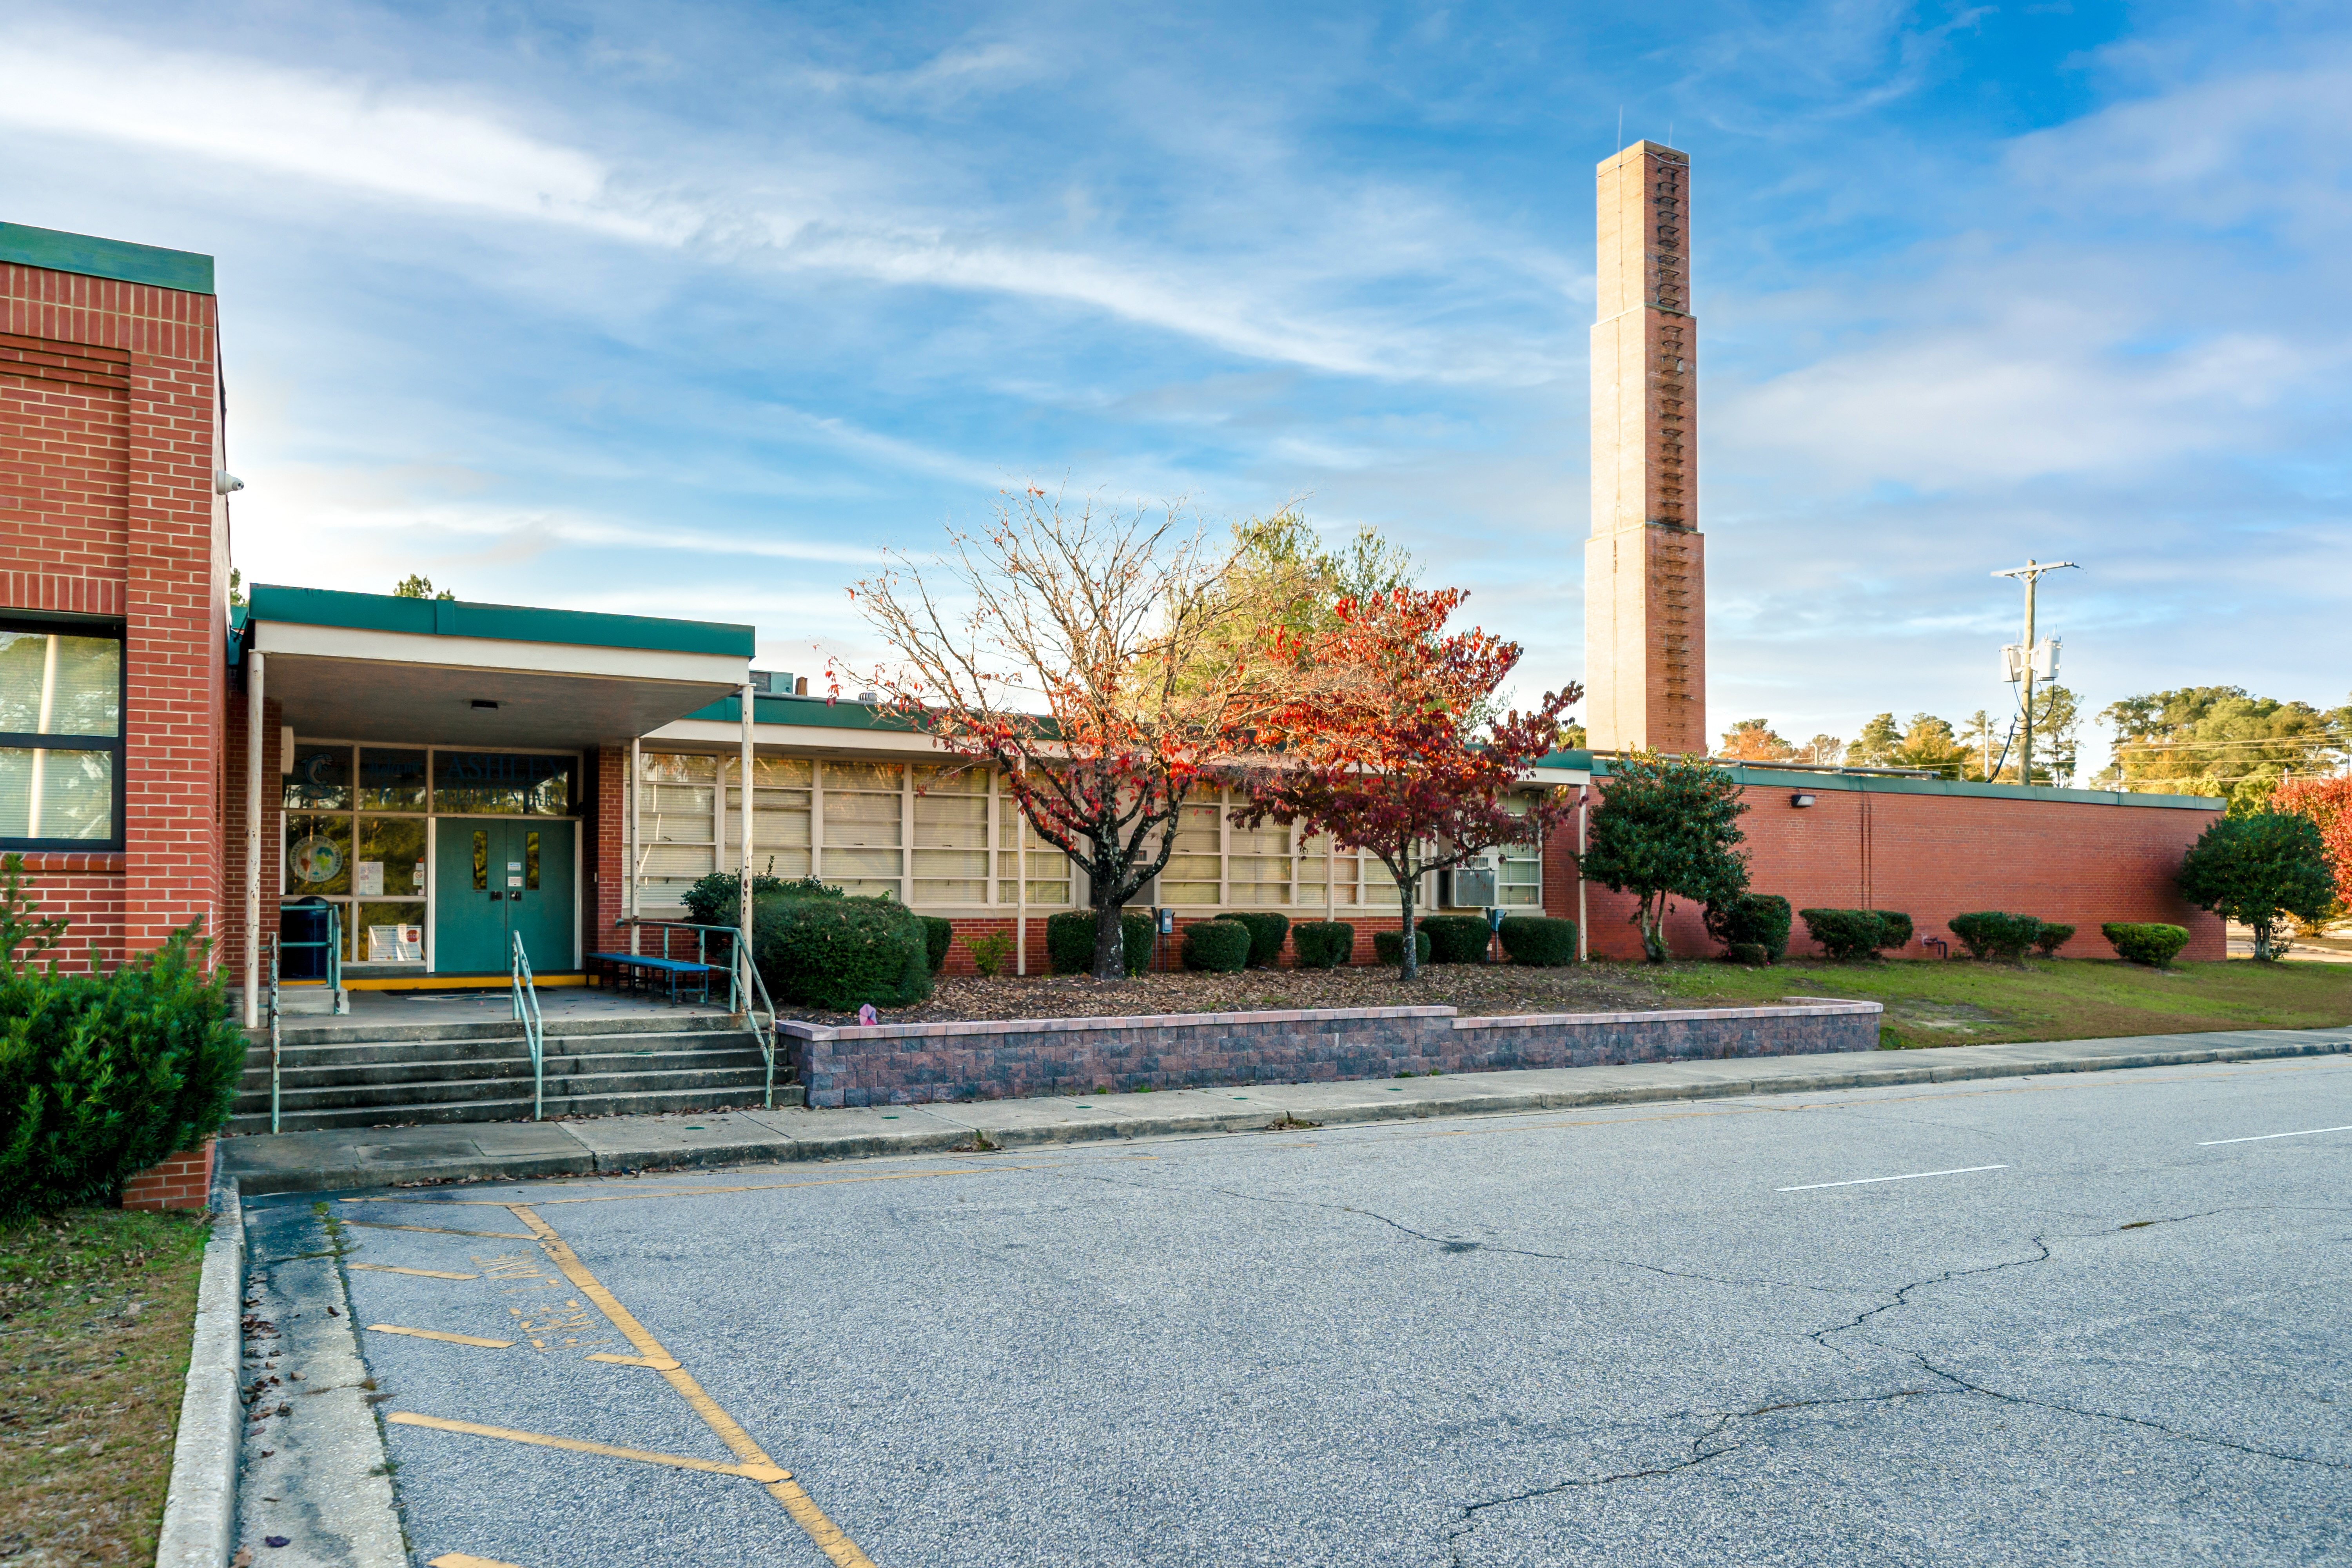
[633,753,1543,911]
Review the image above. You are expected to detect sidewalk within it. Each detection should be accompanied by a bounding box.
[217,1025,2352,1196]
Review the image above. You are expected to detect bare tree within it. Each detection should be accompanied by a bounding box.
[848,487,1274,979]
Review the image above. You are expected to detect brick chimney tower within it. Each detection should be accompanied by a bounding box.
[1585,140,1704,755]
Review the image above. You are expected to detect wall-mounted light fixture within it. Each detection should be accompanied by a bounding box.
[1791,792,1817,808]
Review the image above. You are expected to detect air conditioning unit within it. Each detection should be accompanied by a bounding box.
[1442,865,1497,907]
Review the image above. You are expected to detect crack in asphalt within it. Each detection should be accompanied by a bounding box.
[1441,1389,1933,1566]
[1807,1236,2054,1353]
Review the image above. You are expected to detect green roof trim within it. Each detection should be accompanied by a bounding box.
[249,584,754,658]
[0,223,214,294]
[1562,755,2220,810]
[688,693,919,730]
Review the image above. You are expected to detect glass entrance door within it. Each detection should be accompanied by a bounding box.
[433,820,576,973]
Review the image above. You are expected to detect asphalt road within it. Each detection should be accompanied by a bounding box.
[245,1053,2352,1566]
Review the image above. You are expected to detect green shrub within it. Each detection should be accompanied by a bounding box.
[1420,915,1493,964]
[1704,893,1792,963]
[2104,922,2190,968]
[1045,909,1154,976]
[1726,941,1770,966]
[1947,911,2044,965]
[0,863,244,1217]
[1374,929,1433,966]
[967,931,1015,977]
[1497,916,1577,966]
[1291,922,1355,969]
[2031,921,2076,958]
[1182,921,1252,973]
[2177,809,2334,961]
[1798,908,1910,961]
[1212,911,1290,968]
[753,894,932,1010]
[683,865,829,927]
[919,916,953,973]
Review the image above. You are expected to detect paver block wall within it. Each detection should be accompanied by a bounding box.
[784,1000,1879,1107]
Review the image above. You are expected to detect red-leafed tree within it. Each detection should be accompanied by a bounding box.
[847,487,1277,979]
[1230,587,1581,979]
[2274,775,2352,926]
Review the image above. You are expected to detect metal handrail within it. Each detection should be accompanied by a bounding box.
[511,931,546,1120]
[267,935,282,1134]
[278,904,347,1014]
[617,917,778,1108]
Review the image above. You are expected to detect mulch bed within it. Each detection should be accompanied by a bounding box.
[777,961,1709,1027]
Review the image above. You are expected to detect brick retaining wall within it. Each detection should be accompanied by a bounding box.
[783,1000,1881,1108]
[122,1137,214,1210]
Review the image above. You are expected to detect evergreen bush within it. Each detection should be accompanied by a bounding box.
[1798,908,1910,961]
[1947,911,2044,965]
[1181,921,1252,973]
[683,866,831,926]
[1374,929,1433,966]
[752,894,932,1011]
[1726,941,1770,967]
[0,860,243,1218]
[2030,921,2076,958]
[1290,922,1355,969]
[2103,922,2190,968]
[1497,916,1577,966]
[1419,915,1493,964]
[1704,893,1792,963]
[1212,911,1290,968]
[919,916,953,973]
[1045,909,1154,976]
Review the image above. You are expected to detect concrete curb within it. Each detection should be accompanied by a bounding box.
[154,1174,244,1568]
[216,1030,2352,1194]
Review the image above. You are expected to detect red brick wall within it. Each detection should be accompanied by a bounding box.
[2,260,225,973]
[220,691,285,984]
[1545,781,2225,963]
[121,1138,213,1212]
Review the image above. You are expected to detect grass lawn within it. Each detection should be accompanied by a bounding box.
[1648,956,2352,1048]
[0,1208,211,1566]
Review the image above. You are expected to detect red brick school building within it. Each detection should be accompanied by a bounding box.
[0,220,2221,1018]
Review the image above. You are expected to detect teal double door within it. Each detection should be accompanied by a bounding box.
[433,819,576,974]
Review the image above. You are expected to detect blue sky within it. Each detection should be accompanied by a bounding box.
[4,0,2346,766]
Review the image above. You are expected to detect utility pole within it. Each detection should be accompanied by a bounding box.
[1992,558,2078,786]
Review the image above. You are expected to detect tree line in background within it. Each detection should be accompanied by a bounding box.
[1721,684,2350,809]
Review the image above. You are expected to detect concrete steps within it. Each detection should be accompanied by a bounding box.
[230,1014,793,1133]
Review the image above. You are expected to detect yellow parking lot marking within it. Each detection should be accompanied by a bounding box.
[368,1325,515,1349]
[586,1352,682,1370]
[428,1555,526,1568]
[351,1263,480,1280]
[345,1220,536,1239]
[388,1412,787,1482]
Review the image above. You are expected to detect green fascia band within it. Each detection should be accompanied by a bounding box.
[247,584,754,657]
[0,223,215,294]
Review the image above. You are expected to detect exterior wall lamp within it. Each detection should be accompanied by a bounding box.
[1791,792,1817,808]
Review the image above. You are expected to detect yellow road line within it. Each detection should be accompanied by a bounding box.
[388,1412,787,1482]
[341,1165,1024,1208]
[506,1205,877,1568]
[369,1325,515,1349]
[345,1220,536,1239]
[586,1352,682,1370]
[428,1555,526,1568]
[350,1263,481,1281]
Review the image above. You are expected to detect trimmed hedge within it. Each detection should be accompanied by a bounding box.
[1374,928,1434,966]
[1420,915,1493,965]
[1947,911,2043,965]
[1726,942,1770,966]
[1291,922,1355,969]
[753,894,932,1010]
[683,867,827,926]
[2104,922,2190,968]
[2031,921,2076,958]
[1705,893,1792,964]
[919,916,953,973]
[1212,911,1290,968]
[1798,908,1912,961]
[1182,920,1252,973]
[1497,916,1577,966]
[0,881,245,1217]
[1045,909,1154,976]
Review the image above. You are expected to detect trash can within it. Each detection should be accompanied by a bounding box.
[279,897,332,981]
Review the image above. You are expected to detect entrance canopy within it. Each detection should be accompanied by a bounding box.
[244,586,754,748]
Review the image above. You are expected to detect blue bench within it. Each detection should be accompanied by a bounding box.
[588,951,720,1006]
